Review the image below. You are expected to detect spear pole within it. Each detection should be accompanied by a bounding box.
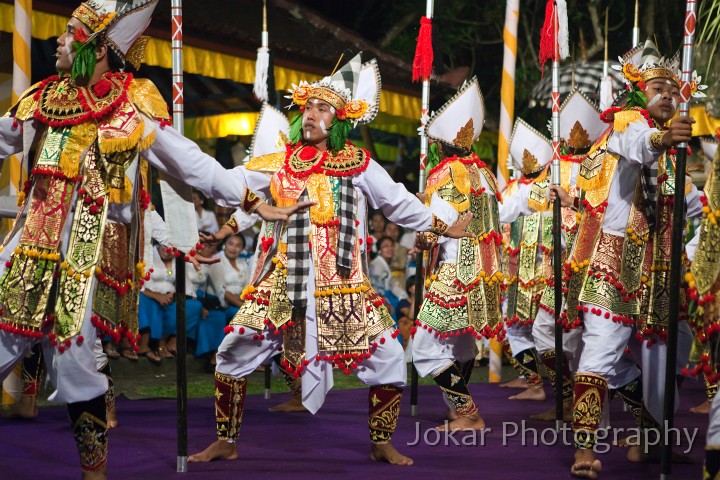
[661,2,697,477]
[170,0,188,473]
[550,1,564,431]
[410,0,434,417]
[633,0,640,46]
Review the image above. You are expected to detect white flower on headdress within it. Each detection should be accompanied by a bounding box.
[285,80,311,108]
[690,71,708,98]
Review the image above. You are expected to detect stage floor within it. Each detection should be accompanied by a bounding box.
[0,380,708,479]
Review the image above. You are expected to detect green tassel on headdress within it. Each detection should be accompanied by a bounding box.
[425,141,440,176]
[329,117,352,152]
[288,113,303,144]
[71,40,98,85]
[625,88,647,110]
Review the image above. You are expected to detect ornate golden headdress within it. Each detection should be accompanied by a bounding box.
[72,0,158,69]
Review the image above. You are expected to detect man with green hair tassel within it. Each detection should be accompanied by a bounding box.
[188,54,471,466]
[0,1,308,477]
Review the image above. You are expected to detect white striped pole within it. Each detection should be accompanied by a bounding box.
[1,0,32,410]
[170,0,188,473]
[496,0,519,191]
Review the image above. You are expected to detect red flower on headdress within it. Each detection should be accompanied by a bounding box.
[73,28,89,44]
[636,81,646,91]
[92,78,112,98]
[336,108,347,121]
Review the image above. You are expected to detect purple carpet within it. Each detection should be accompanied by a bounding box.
[1,381,709,479]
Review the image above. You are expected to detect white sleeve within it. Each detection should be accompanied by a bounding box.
[0,116,23,161]
[686,229,700,262]
[150,209,169,245]
[429,193,458,247]
[354,160,431,232]
[231,209,260,231]
[142,119,271,207]
[686,183,703,219]
[606,121,662,166]
[499,184,531,224]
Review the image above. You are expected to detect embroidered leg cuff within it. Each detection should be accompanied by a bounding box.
[706,375,718,401]
[215,372,247,442]
[572,372,607,449]
[369,385,402,444]
[502,340,525,377]
[614,376,660,430]
[99,363,116,418]
[432,363,478,418]
[540,349,573,401]
[21,344,45,396]
[454,358,475,386]
[68,394,108,472]
[513,348,543,387]
[705,447,720,480]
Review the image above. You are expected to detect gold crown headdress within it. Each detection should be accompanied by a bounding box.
[286,53,381,126]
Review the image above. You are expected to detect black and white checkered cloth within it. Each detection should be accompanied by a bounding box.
[287,190,311,309]
[530,61,626,108]
[336,177,356,278]
[642,163,658,230]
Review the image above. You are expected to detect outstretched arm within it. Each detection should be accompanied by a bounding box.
[0,117,23,163]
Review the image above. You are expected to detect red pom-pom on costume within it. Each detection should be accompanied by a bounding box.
[92,78,112,98]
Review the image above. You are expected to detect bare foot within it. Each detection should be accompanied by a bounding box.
[0,395,38,420]
[370,443,413,466]
[436,413,486,431]
[509,385,546,401]
[499,377,528,389]
[627,444,693,464]
[690,400,711,414]
[82,466,107,480]
[446,407,459,421]
[268,397,308,413]
[188,440,238,463]
[571,449,602,478]
[529,399,572,422]
[107,404,118,429]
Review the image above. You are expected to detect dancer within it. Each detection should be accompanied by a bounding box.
[411,77,501,430]
[551,41,697,478]
[0,2,306,477]
[188,56,471,467]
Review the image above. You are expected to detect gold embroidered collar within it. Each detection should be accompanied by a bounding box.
[34,72,132,127]
[284,143,370,178]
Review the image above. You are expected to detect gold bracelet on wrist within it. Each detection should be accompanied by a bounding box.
[415,231,439,251]
[649,131,666,151]
[430,214,449,236]
[224,216,239,233]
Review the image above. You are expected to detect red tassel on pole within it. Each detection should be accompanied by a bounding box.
[412,16,433,82]
[538,0,555,76]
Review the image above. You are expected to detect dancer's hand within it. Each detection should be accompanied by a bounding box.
[445,212,474,239]
[199,226,233,246]
[549,186,573,208]
[187,252,220,271]
[255,201,316,222]
[662,116,695,147]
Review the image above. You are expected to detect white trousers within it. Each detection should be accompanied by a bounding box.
[411,327,478,378]
[532,308,583,369]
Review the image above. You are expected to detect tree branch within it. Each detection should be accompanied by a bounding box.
[379,11,417,48]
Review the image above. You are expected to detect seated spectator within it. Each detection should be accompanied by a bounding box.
[369,236,408,317]
[137,244,202,364]
[193,189,219,233]
[208,234,251,322]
